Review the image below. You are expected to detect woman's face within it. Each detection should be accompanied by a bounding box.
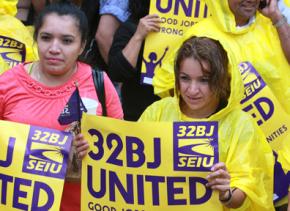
[228,0,259,26]
[37,13,84,76]
[178,58,219,118]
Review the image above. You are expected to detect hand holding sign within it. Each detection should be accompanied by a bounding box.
[74,133,89,159]
[206,162,232,206]
[206,162,246,208]
[134,14,161,41]
[206,162,230,194]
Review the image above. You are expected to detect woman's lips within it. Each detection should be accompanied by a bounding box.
[46,58,63,64]
[186,95,202,102]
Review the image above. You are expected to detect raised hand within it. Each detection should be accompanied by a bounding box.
[259,0,282,23]
[134,14,161,41]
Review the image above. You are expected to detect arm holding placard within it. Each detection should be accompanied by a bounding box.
[206,162,246,208]
[122,14,161,68]
[259,0,290,63]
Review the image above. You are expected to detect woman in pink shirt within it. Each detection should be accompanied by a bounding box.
[0,2,123,210]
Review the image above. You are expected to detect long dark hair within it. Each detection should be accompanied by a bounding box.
[34,2,88,44]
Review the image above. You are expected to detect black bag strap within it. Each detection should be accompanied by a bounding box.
[92,68,107,116]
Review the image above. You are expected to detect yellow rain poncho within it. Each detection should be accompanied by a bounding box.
[153,0,290,115]
[0,1,38,72]
[140,35,274,211]
[153,1,290,196]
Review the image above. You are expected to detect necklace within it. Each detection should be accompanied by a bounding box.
[29,62,78,86]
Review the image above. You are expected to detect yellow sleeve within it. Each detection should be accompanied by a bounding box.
[138,100,162,122]
[138,97,180,122]
[223,114,275,211]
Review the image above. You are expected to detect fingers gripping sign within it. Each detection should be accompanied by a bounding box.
[135,14,161,40]
[74,133,90,159]
[206,162,246,208]
[206,162,231,197]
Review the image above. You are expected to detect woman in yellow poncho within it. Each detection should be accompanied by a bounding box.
[0,0,38,73]
[140,36,274,211]
[152,0,290,208]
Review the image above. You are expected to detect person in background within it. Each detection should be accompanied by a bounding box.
[16,0,83,26]
[0,2,123,210]
[0,0,38,73]
[95,0,130,64]
[140,36,274,211]
[16,0,48,25]
[153,0,289,97]
[107,0,161,121]
[275,0,290,63]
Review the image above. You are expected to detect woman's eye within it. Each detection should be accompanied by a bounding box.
[62,39,73,44]
[200,77,210,83]
[40,35,50,41]
[180,75,190,81]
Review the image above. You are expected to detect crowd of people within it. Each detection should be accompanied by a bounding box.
[0,0,289,211]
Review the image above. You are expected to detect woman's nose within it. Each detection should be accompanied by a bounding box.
[48,40,61,54]
[187,81,199,94]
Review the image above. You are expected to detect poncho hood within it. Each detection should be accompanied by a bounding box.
[172,35,244,122]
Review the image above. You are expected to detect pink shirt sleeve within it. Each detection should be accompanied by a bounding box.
[103,72,123,119]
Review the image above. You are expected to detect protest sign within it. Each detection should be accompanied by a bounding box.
[0,120,72,210]
[81,114,222,211]
[239,62,290,152]
[141,0,209,85]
